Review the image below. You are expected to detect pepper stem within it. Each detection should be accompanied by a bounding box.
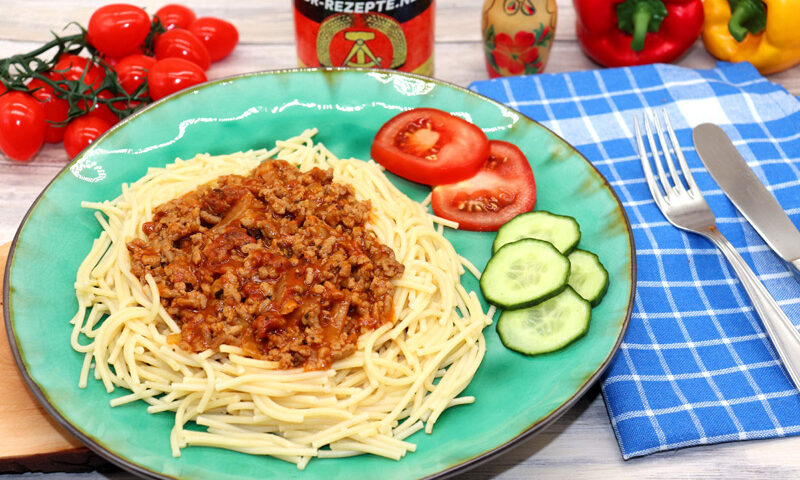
[727,0,767,42]
[616,0,668,52]
[631,4,652,51]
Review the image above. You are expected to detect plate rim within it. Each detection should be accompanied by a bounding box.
[3,66,636,480]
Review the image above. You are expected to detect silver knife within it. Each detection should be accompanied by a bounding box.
[693,123,800,279]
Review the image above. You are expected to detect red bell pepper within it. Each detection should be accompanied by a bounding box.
[575,0,704,67]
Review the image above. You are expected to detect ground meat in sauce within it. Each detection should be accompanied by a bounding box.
[127,160,404,370]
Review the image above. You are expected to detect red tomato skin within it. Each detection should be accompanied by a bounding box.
[27,77,70,143]
[0,92,47,161]
[100,55,119,67]
[431,140,536,231]
[88,4,151,58]
[155,29,211,71]
[148,58,207,101]
[85,90,120,126]
[52,55,105,89]
[114,54,157,95]
[155,4,197,30]
[370,108,490,186]
[64,116,112,158]
[189,17,239,62]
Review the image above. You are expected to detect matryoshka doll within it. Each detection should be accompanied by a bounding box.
[481,0,557,77]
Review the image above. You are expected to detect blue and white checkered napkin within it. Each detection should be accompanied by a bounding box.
[469,62,800,459]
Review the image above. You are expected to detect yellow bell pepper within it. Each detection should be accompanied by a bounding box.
[702,0,800,74]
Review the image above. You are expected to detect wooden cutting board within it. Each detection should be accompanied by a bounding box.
[0,242,105,472]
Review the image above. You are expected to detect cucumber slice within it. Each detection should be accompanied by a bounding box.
[480,238,570,310]
[493,211,581,255]
[496,286,591,356]
[567,249,609,307]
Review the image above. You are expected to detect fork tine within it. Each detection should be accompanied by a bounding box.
[662,109,700,193]
[634,115,666,208]
[643,113,673,198]
[653,110,687,195]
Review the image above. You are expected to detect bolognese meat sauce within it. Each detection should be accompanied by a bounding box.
[127,160,404,370]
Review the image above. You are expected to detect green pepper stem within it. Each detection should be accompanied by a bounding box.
[616,0,667,51]
[631,3,652,51]
[728,0,766,42]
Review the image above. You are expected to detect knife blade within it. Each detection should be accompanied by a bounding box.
[693,123,800,278]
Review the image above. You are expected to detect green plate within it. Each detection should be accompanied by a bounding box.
[3,69,634,479]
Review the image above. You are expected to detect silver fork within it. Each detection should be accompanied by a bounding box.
[635,110,800,391]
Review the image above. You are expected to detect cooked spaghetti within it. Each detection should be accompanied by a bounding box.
[70,130,492,469]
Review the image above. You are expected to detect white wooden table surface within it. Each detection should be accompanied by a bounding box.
[2,1,800,478]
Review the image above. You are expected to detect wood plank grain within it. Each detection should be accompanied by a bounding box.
[0,242,105,472]
[460,389,800,479]
[0,164,63,245]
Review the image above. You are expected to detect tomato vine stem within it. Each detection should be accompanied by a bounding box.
[0,20,164,125]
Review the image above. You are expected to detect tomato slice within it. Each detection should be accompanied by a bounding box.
[370,108,489,186]
[431,140,536,231]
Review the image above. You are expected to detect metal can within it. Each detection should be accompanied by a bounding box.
[293,0,435,76]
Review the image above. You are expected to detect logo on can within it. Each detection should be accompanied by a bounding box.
[294,0,434,75]
[317,13,407,69]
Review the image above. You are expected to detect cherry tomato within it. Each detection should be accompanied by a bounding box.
[0,92,47,161]
[370,108,489,186]
[114,54,157,95]
[154,4,196,30]
[64,116,112,158]
[155,29,211,71]
[148,57,207,101]
[27,77,70,143]
[431,140,536,231]
[189,17,239,62]
[85,90,120,126]
[88,4,151,58]
[52,55,105,89]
